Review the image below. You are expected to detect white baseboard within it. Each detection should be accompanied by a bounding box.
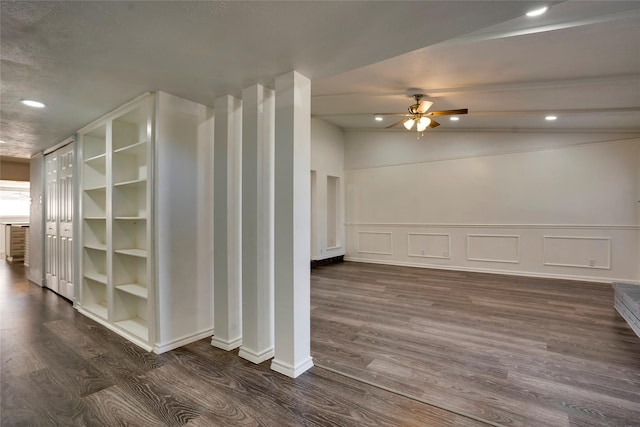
[211,335,243,351]
[76,306,154,352]
[270,356,314,378]
[343,256,639,285]
[154,328,215,354]
[238,346,275,364]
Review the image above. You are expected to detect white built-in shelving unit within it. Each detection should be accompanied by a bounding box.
[81,122,109,321]
[77,92,214,353]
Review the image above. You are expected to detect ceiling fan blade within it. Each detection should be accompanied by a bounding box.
[427,108,468,116]
[417,100,434,114]
[429,119,440,128]
[374,113,410,117]
[385,118,409,129]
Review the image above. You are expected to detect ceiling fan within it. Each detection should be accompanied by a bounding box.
[376,94,468,134]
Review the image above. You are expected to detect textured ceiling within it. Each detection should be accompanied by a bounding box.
[2,1,639,160]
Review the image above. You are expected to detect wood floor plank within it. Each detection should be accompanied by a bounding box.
[44,318,111,359]
[145,362,284,426]
[5,259,639,426]
[2,367,103,426]
[88,352,201,426]
[29,329,113,397]
[311,262,640,427]
[83,385,167,427]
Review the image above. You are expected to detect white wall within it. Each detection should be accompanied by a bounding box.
[344,131,640,283]
[28,154,44,285]
[310,118,345,260]
[155,92,215,346]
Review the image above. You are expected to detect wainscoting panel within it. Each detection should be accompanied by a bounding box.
[357,231,393,255]
[543,236,611,269]
[408,233,450,259]
[467,234,520,264]
[345,223,639,283]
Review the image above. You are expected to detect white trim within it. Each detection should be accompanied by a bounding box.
[407,232,451,259]
[238,346,275,364]
[211,335,243,351]
[43,137,74,156]
[77,93,153,135]
[345,222,640,230]
[153,327,214,354]
[77,307,153,352]
[343,128,640,135]
[357,231,393,255]
[270,356,314,378]
[343,257,639,285]
[543,235,612,270]
[467,234,520,264]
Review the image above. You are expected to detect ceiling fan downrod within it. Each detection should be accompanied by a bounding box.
[408,94,424,115]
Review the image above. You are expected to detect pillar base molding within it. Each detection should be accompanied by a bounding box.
[270,356,314,378]
[238,346,275,364]
[211,335,242,351]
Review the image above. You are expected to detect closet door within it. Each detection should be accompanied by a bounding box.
[57,144,74,300]
[44,142,75,300]
[45,152,59,293]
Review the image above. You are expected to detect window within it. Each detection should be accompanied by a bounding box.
[0,180,30,217]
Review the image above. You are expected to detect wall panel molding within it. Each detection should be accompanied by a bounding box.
[357,231,393,255]
[345,224,639,282]
[543,236,611,270]
[467,234,520,264]
[344,256,638,285]
[408,233,451,259]
[345,222,639,231]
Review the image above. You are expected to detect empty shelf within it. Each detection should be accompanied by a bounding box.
[84,301,108,319]
[84,272,108,284]
[84,243,107,251]
[114,248,147,258]
[116,283,148,299]
[116,317,148,340]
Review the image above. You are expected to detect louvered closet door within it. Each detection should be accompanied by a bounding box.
[44,152,59,293]
[57,144,74,300]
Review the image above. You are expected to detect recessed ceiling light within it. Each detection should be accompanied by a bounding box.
[0,140,6,144]
[450,117,459,121]
[21,99,46,108]
[545,115,557,121]
[526,6,548,17]
[374,116,383,122]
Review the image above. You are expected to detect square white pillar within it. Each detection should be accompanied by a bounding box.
[239,84,275,364]
[212,95,243,351]
[271,71,314,378]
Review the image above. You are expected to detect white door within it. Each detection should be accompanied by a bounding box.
[45,152,59,293]
[58,144,74,300]
[44,143,75,300]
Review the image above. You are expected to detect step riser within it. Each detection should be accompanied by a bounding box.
[613,282,640,339]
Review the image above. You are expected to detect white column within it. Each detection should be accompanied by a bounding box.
[239,84,275,364]
[212,95,243,351]
[271,71,314,378]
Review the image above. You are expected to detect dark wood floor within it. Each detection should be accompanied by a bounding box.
[1,260,484,427]
[310,262,640,427]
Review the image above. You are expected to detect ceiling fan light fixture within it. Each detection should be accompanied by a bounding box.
[450,117,459,121]
[416,117,431,132]
[403,118,415,130]
[526,6,548,17]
